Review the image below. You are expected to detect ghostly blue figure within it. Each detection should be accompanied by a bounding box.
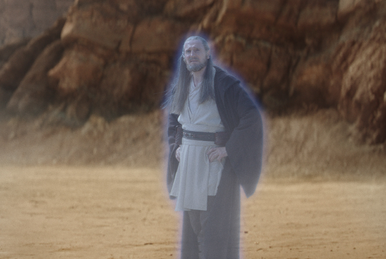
[165,35,264,259]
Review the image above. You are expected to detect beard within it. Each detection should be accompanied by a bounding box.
[186,58,207,72]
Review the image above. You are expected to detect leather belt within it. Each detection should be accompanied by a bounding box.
[182,130,215,142]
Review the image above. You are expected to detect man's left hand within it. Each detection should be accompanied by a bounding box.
[207,147,227,162]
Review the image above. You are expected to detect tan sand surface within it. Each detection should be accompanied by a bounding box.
[0,166,385,259]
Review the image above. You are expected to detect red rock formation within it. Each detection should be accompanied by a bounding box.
[0,0,385,144]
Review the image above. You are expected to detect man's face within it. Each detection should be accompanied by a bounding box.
[183,39,209,72]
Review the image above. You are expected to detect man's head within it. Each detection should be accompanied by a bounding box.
[182,36,210,72]
[165,36,214,113]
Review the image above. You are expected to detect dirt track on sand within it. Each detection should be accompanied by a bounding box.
[1,166,385,259]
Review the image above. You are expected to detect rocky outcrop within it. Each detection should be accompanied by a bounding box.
[0,0,73,45]
[337,17,386,144]
[0,38,30,69]
[6,40,64,116]
[0,18,65,109]
[0,0,386,144]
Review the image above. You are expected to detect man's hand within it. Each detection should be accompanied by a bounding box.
[175,147,181,162]
[207,147,227,162]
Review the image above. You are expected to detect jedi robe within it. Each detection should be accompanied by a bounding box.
[167,66,264,258]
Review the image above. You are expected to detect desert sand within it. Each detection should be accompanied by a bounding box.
[0,166,385,259]
[0,109,385,258]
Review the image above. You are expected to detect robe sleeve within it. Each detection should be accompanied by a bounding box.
[224,85,264,197]
[166,113,181,195]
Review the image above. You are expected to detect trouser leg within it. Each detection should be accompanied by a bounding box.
[186,185,240,258]
[186,210,205,259]
[181,212,199,259]
[182,166,241,259]
[186,197,215,259]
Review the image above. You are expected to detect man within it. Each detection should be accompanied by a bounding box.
[165,36,263,259]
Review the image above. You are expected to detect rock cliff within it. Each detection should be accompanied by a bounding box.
[0,0,73,44]
[0,0,386,144]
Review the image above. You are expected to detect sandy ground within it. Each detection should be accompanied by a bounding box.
[0,109,386,258]
[0,166,385,259]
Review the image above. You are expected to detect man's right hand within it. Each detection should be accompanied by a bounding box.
[175,147,181,162]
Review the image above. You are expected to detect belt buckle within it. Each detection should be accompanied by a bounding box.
[184,132,194,138]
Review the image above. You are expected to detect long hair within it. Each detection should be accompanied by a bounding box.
[165,38,215,114]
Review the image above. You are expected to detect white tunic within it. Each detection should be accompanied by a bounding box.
[170,71,225,211]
